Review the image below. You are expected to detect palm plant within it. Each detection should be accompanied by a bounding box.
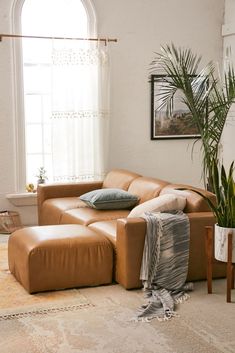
[180,159,235,228]
[211,161,235,228]
[178,160,235,228]
[151,44,235,191]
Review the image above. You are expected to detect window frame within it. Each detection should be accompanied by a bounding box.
[11,0,97,191]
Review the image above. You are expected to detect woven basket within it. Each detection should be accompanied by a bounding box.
[0,211,23,234]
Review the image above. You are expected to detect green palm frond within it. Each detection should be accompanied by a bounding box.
[178,160,235,227]
[151,44,235,191]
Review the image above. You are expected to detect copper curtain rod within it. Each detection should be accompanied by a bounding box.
[0,33,117,45]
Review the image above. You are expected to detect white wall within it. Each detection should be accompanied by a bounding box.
[221,0,235,171]
[0,0,225,225]
[94,0,225,184]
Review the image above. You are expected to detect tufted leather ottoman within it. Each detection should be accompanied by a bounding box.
[8,224,113,293]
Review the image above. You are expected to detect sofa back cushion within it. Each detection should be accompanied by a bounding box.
[159,184,216,213]
[102,169,140,190]
[128,177,169,204]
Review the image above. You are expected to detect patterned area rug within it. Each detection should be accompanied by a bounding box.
[0,238,93,321]
[0,236,235,353]
[0,282,234,353]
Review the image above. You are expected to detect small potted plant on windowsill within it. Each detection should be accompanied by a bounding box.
[36,167,48,185]
[180,159,235,262]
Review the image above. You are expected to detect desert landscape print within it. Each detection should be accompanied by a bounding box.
[154,109,200,138]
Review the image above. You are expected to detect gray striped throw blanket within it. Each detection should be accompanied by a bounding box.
[135,210,193,322]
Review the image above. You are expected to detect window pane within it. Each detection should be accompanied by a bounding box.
[43,124,52,153]
[23,65,51,94]
[23,39,53,64]
[22,0,89,183]
[42,95,52,123]
[44,155,53,181]
[22,0,88,38]
[26,125,42,153]
[26,154,44,184]
[25,95,42,123]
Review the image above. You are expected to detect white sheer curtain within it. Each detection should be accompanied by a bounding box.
[50,40,110,181]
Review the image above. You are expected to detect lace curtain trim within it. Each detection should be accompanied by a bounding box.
[53,173,105,182]
[51,110,109,119]
[52,48,108,66]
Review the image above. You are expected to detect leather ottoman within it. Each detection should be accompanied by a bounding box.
[8,224,113,293]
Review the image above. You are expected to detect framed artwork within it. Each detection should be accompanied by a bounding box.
[151,74,201,140]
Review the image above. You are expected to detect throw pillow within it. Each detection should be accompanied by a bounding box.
[127,193,186,218]
[79,188,139,210]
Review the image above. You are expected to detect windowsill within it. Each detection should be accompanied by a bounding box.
[6,193,37,207]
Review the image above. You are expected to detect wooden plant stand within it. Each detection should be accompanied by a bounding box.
[205,226,234,303]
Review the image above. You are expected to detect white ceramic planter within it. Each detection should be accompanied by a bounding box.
[214,224,235,263]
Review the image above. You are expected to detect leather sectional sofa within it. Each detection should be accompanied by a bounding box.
[37,169,225,289]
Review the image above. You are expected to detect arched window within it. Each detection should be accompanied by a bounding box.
[21,0,89,183]
[12,0,109,188]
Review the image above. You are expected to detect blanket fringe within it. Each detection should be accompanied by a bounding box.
[157,310,179,322]
[130,310,180,323]
[174,293,190,304]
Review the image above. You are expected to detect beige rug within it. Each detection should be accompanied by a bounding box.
[0,241,93,320]
[0,235,234,353]
[0,281,234,353]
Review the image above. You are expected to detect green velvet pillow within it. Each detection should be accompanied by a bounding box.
[79,188,139,210]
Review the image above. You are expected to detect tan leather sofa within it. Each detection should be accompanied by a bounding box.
[37,169,225,289]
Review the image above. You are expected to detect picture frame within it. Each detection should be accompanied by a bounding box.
[151,74,201,140]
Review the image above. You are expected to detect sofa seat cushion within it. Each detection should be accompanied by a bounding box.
[128,177,169,204]
[160,184,216,213]
[60,208,129,226]
[40,197,87,225]
[89,220,117,248]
